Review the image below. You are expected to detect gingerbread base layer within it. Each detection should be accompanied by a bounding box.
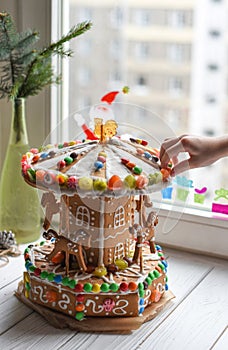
[15,281,174,333]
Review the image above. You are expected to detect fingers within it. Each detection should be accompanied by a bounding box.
[171,159,191,176]
[160,139,187,168]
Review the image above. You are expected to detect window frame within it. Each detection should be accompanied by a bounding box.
[51,0,227,259]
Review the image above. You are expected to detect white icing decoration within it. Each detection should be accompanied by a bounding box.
[98,198,105,266]
[114,206,125,228]
[75,206,90,228]
[112,299,129,315]
[58,293,70,310]
[85,299,104,314]
[33,286,49,304]
[143,289,152,308]
[156,282,165,293]
[114,242,125,260]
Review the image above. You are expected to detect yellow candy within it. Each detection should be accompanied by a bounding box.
[25,289,29,298]
[93,266,107,277]
[69,141,76,146]
[25,152,34,160]
[24,272,30,283]
[78,177,93,191]
[115,259,128,270]
[98,151,107,158]
[92,283,101,293]
[127,250,134,258]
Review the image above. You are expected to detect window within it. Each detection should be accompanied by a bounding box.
[134,42,150,60]
[51,0,228,257]
[166,44,184,63]
[76,206,90,228]
[168,77,183,97]
[114,242,125,260]
[167,10,187,28]
[114,206,125,228]
[133,9,151,26]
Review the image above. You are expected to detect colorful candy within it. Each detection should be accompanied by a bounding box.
[107,175,123,191]
[93,178,107,191]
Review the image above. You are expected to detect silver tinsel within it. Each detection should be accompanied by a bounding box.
[0,230,17,250]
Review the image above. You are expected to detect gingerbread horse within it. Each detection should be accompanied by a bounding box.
[43,229,91,275]
[41,193,60,230]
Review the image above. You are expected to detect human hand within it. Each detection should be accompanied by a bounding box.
[160,134,228,176]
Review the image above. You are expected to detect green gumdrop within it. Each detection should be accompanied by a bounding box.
[93,179,107,191]
[47,273,55,281]
[133,166,142,175]
[124,175,136,189]
[84,283,93,292]
[110,283,119,292]
[40,271,49,279]
[155,172,163,183]
[62,277,69,286]
[68,279,76,289]
[145,277,152,285]
[101,283,110,292]
[75,312,84,321]
[153,270,160,278]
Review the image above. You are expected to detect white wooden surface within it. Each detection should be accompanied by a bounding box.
[0,247,227,350]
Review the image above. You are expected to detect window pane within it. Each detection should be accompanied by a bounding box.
[63,0,228,213]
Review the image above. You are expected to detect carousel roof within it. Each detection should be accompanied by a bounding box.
[21,132,172,197]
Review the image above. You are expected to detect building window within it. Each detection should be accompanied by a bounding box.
[209,29,221,37]
[110,7,124,27]
[134,42,150,60]
[76,206,90,229]
[109,70,122,83]
[205,95,217,103]
[207,64,219,71]
[167,10,187,28]
[114,206,125,228]
[166,44,184,63]
[133,9,151,26]
[110,39,122,59]
[168,77,183,97]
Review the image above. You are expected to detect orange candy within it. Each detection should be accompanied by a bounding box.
[161,168,171,181]
[36,169,46,182]
[108,175,123,190]
[51,251,65,264]
[45,290,58,302]
[128,281,138,291]
[136,175,148,189]
[126,162,136,169]
[75,303,85,312]
[150,289,162,303]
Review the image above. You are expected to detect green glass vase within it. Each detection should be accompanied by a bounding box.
[0,98,41,243]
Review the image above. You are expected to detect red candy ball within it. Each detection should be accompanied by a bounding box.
[57,160,66,170]
[76,294,85,302]
[120,282,128,292]
[74,283,84,293]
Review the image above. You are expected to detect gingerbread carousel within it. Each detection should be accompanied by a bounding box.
[16,89,174,332]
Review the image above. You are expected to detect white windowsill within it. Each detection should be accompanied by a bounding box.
[152,201,228,259]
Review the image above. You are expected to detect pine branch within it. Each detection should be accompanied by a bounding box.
[17,20,92,98]
[0,12,92,100]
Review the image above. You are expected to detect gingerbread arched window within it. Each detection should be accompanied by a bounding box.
[114,242,125,260]
[76,206,90,229]
[114,206,125,228]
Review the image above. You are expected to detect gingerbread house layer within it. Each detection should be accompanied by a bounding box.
[23,242,168,320]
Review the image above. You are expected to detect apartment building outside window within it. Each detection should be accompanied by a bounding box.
[51,0,228,248]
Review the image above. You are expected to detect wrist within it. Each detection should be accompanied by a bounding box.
[214,135,228,160]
